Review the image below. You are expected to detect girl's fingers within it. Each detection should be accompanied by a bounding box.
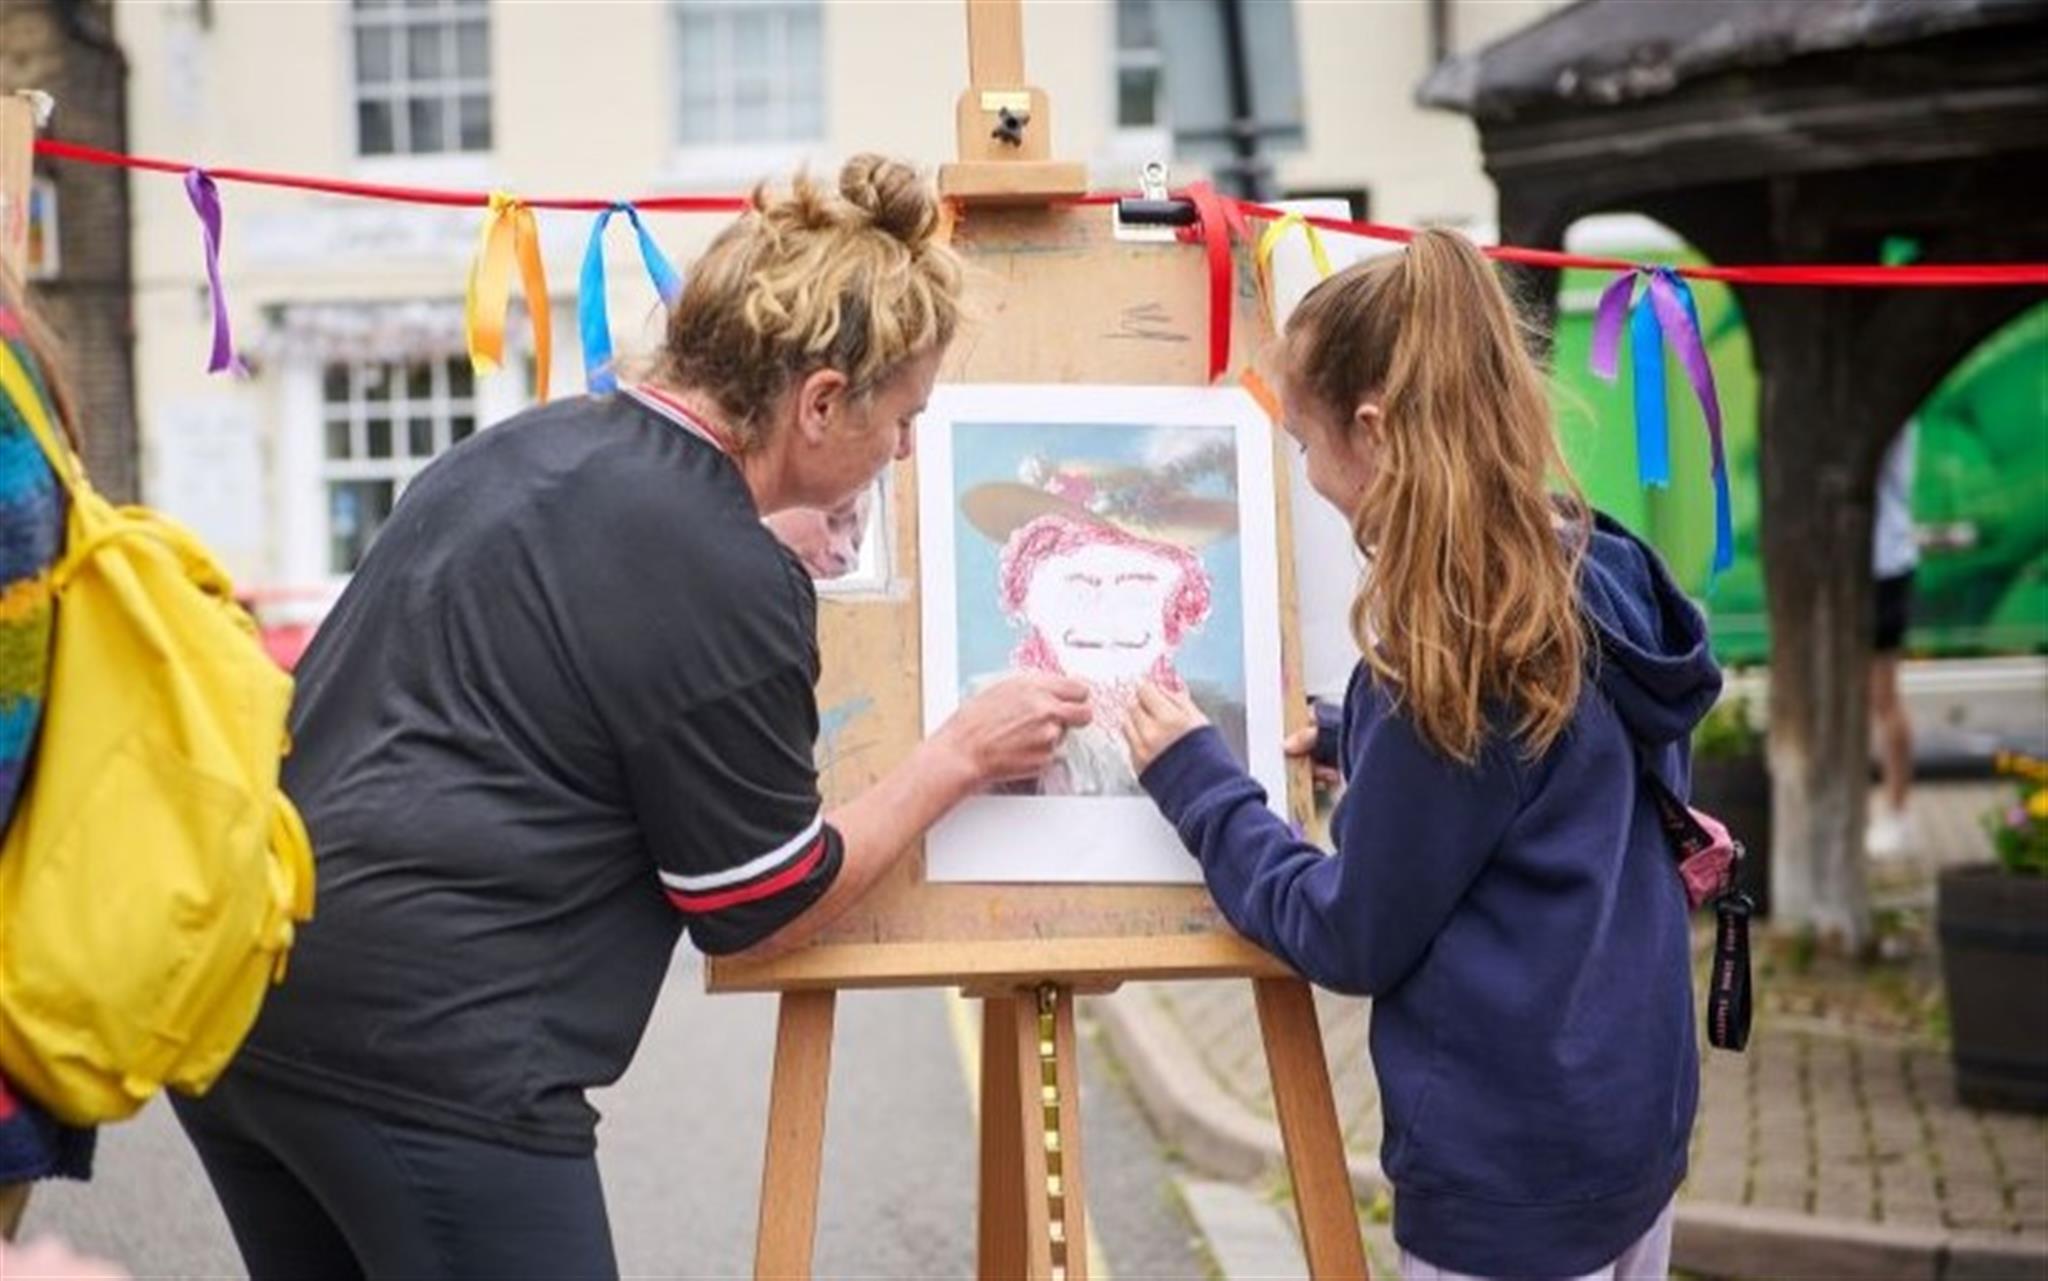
[1284,726,1318,757]
[1134,681,1168,715]
[1120,716,1144,759]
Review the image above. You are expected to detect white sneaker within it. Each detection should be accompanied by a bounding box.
[1867,808,1912,861]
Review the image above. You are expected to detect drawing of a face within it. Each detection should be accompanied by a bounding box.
[999,515,1212,703]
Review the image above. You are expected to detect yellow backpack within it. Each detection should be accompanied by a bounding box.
[0,337,314,1125]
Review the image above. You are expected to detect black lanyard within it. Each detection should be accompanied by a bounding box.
[1642,765,1754,1053]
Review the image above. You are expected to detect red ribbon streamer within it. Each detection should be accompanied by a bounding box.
[1184,182,1234,382]
[32,138,2048,287]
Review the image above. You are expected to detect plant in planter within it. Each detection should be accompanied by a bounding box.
[1938,752,2048,1111]
[1690,687,1772,918]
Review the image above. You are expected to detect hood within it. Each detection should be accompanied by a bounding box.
[1579,512,1723,749]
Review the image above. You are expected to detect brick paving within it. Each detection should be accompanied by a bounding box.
[1143,783,2048,1255]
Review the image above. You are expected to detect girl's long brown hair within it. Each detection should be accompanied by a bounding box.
[1288,228,1590,764]
[0,260,84,450]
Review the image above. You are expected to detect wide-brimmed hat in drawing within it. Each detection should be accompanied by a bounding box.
[960,443,1238,549]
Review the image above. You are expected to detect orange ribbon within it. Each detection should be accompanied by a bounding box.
[464,191,551,401]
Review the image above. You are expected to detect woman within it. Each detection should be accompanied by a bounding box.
[0,266,97,1241]
[173,156,1090,1279]
[1124,230,1719,1279]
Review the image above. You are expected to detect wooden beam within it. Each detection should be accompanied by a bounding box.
[754,991,837,1280]
[1,94,37,280]
[966,0,1026,87]
[1255,978,1370,1279]
[711,934,1291,994]
[979,997,1029,1279]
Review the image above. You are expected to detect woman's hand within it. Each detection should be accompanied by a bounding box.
[937,672,1094,786]
[1122,681,1211,776]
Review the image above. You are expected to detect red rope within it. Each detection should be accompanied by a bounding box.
[32,139,749,213]
[33,138,2048,286]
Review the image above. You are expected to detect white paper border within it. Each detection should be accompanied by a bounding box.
[917,384,1288,885]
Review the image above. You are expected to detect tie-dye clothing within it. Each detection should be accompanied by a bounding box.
[0,305,94,1183]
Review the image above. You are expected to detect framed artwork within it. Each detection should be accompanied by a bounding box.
[918,384,1287,884]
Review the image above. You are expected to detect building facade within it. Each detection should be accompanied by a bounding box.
[3,0,139,502]
[111,0,1558,619]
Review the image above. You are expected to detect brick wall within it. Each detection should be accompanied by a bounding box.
[0,0,138,502]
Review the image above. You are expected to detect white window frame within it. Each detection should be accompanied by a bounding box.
[347,0,494,164]
[666,0,826,187]
[1110,0,1172,163]
[315,355,479,577]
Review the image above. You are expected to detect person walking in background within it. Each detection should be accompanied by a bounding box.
[1122,229,1721,1279]
[0,268,96,1242]
[1868,422,1920,859]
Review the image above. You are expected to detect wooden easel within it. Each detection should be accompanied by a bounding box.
[725,4,1368,1277]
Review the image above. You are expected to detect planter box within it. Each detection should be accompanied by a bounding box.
[1938,864,2048,1112]
[1692,754,1773,918]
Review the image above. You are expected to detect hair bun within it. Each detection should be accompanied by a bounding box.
[839,153,940,249]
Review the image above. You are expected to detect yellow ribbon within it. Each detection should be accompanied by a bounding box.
[1256,211,1334,280]
[464,191,552,402]
[1254,211,1336,329]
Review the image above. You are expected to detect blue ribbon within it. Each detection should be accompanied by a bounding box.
[1590,265,1734,576]
[578,203,683,394]
[1630,284,1670,489]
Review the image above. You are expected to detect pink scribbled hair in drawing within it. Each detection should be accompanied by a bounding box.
[997,514,1213,692]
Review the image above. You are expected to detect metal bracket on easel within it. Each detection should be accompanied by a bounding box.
[1112,162,1195,243]
[1036,984,1070,1281]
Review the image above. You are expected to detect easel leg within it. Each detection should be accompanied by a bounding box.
[755,990,837,1281]
[977,995,1031,1279]
[1255,977,1370,1280]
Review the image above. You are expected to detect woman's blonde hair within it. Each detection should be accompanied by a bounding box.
[657,153,962,450]
[1286,228,1589,764]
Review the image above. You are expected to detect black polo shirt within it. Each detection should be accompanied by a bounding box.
[238,390,843,1155]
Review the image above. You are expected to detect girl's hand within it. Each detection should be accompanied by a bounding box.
[1284,726,1343,789]
[1123,681,1211,775]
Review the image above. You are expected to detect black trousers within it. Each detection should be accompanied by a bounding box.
[172,1069,616,1281]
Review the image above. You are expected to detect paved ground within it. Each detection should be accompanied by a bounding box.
[21,959,1210,1279]
[1112,780,2048,1279]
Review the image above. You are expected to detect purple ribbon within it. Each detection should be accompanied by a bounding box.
[1588,266,1733,575]
[184,169,245,377]
[1589,271,1637,382]
[1644,268,1732,573]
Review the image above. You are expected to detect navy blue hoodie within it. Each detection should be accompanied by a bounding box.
[1141,515,1722,1276]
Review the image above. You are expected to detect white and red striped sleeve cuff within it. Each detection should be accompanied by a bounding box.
[659,815,843,953]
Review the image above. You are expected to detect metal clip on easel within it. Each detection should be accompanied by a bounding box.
[1112,162,1195,243]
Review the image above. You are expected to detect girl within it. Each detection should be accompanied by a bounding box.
[1124,229,1721,1280]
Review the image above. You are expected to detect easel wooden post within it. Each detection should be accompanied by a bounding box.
[1,92,44,280]
[743,4,1367,1277]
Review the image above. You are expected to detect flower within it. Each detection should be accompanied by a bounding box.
[2030,788,2048,821]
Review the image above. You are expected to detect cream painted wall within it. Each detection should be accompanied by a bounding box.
[113,0,1557,590]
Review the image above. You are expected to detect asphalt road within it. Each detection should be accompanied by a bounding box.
[20,952,1209,1279]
